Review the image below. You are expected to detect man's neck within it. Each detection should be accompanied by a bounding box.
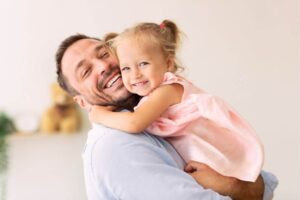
[115,94,141,111]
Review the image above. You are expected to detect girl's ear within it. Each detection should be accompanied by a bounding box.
[166,56,176,72]
[73,95,91,111]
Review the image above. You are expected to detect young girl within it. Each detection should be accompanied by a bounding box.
[89,20,264,182]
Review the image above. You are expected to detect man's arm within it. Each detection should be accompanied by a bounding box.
[87,125,277,200]
[185,161,278,200]
[91,129,232,200]
[261,171,278,200]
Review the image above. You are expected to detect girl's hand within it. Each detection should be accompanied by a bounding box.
[88,105,116,123]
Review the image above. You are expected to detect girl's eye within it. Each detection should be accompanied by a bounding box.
[139,62,149,67]
[121,66,130,72]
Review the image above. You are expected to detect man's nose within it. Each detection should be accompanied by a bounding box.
[94,60,110,76]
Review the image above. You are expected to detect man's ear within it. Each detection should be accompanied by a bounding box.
[166,56,176,72]
[73,95,91,111]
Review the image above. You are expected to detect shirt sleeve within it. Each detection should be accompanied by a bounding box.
[261,170,279,200]
[91,131,231,200]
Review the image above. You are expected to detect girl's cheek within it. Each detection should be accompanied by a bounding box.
[122,77,130,88]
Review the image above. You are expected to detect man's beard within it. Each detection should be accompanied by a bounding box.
[97,93,140,111]
[113,94,141,111]
[92,66,141,110]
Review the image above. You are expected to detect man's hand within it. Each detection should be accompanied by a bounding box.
[88,105,116,123]
[184,161,264,200]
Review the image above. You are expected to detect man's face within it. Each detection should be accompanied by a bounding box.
[61,39,131,109]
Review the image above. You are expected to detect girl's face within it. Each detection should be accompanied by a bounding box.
[116,36,174,96]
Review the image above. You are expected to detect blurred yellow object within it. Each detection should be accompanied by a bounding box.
[40,83,81,133]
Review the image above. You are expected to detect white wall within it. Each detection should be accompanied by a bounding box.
[0,0,299,199]
[7,133,86,200]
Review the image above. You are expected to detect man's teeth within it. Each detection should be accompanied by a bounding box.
[106,74,120,88]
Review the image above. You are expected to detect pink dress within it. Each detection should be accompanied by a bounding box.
[135,72,264,182]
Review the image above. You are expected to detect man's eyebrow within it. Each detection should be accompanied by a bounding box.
[75,60,85,76]
[75,44,105,75]
[94,44,105,53]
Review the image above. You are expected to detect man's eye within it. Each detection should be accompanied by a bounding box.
[98,51,109,59]
[139,62,148,67]
[82,68,91,79]
[102,52,109,58]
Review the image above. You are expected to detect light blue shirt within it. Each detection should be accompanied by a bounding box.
[82,123,278,200]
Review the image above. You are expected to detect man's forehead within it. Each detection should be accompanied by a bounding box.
[67,38,104,55]
[62,39,104,72]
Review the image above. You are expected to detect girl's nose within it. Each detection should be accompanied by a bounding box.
[132,68,142,79]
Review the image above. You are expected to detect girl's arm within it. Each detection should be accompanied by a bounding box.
[89,83,183,133]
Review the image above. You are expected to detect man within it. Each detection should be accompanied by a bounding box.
[56,34,278,200]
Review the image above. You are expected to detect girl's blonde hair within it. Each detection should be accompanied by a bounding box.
[104,19,183,72]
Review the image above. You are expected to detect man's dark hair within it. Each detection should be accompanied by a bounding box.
[55,34,101,96]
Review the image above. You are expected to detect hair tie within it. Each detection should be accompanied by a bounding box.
[159,23,165,29]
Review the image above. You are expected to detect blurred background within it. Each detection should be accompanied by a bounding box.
[0,0,299,199]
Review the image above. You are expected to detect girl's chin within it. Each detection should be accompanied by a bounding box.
[130,90,149,96]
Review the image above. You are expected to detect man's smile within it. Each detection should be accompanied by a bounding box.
[104,73,122,89]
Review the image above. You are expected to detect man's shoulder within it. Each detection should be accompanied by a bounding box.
[88,123,150,144]
[85,123,157,157]
[83,124,171,174]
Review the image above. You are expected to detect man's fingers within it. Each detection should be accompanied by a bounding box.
[184,160,208,172]
[184,164,195,173]
[188,171,197,179]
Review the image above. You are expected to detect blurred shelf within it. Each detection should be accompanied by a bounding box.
[7,131,87,141]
